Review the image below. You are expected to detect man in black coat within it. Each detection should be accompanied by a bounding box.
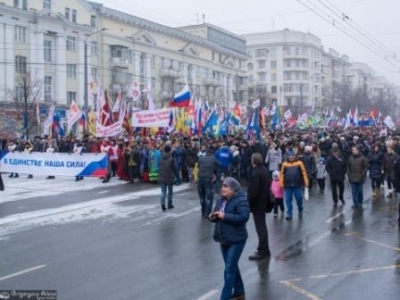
[325,146,347,206]
[0,172,4,191]
[197,149,218,218]
[247,152,271,260]
[158,145,176,211]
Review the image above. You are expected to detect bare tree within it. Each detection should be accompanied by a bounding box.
[3,72,43,139]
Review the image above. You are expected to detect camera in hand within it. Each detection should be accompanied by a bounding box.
[209,213,219,222]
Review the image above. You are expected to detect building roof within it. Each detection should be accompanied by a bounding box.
[88,2,248,59]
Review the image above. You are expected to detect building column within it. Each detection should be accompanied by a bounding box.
[0,21,15,100]
[29,26,45,101]
[77,38,85,107]
[183,63,189,84]
[55,34,67,105]
[144,53,152,88]
[228,74,234,107]
[222,74,227,103]
[133,50,141,84]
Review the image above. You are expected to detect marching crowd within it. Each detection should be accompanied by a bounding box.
[2,127,400,300]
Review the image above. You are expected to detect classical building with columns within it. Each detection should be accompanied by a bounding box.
[91,3,248,109]
[0,0,248,137]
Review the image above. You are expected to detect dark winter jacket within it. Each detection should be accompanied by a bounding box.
[301,153,316,179]
[382,152,397,179]
[280,160,309,188]
[325,154,347,181]
[367,151,384,179]
[347,154,368,183]
[198,156,218,180]
[247,165,271,214]
[212,190,250,245]
[158,152,176,184]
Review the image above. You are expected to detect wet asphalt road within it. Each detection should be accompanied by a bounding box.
[0,176,399,300]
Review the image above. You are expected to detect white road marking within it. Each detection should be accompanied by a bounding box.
[325,210,347,223]
[196,290,219,300]
[0,265,46,282]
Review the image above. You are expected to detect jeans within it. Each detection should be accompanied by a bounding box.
[371,178,382,190]
[350,182,364,207]
[285,187,303,217]
[174,167,181,184]
[219,241,246,300]
[197,178,214,217]
[160,183,173,206]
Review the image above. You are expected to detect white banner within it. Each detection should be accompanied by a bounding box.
[96,121,123,137]
[384,116,395,129]
[0,152,108,177]
[131,108,171,128]
[252,99,260,109]
[284,109,292,120]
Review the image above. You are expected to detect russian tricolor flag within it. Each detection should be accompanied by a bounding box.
[171,84,191,107]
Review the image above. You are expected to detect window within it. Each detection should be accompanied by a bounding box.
[67,64,77,79]
[43,0,51,10]
[67,92,76,104]
[91,41,98,55]
[66,36,76,51]
[65,8,70,20]
[270,61,277,68]
[257,60,266,69]
[258,73,266,83]
[44,76,52,102]
[22,0,27,10]
[71,9,77,23]
[271,86,277,93]
[44,40,52,62]
[15,26,27,43]
[90,15,96,28]
[271,73,277,81]
[15,56,27,74]
[255,49,268,57]
[248,63,253,71]
[15,86,24,101]
[91,67,98,79]
[285,60,291,68]
[14,0,18,8]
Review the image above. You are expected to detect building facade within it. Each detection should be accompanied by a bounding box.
[243,29,354,113]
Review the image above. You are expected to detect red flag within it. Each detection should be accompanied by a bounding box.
[100,90,112,126]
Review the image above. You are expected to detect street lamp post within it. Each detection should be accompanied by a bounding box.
[84,28,107,132]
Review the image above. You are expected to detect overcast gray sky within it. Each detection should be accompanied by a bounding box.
[96,0,400,84]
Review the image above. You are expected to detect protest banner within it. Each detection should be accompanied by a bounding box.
[131,108,171,128]
[0,152,108,177]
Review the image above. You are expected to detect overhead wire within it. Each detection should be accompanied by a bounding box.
[296,0,400,72]
[317,0,398,61]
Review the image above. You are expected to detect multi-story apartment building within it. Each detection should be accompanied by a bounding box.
[243,29,351,113]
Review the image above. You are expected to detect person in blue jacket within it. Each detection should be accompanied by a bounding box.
[214,143,233,193]
[210,177,250,300]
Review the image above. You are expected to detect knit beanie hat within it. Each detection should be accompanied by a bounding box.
[272,170,280,179]
[223,177,241,192]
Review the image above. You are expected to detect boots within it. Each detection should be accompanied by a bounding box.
[372,190,376,198]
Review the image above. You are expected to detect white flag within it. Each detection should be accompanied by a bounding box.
[252,99,260,109]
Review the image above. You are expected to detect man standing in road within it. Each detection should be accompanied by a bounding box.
[280,150,309,220]
[247,153,271,260]
[197,148,218,218]
[325,146,347,206]
[158,145,176,211]
[347,145,368,209]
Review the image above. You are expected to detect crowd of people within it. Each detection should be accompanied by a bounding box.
[2,127,400,299]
